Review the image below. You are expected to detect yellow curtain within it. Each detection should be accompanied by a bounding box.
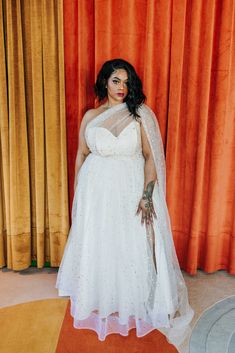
[0,0,69,270]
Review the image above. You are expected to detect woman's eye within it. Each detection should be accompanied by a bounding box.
[112,80,128,86]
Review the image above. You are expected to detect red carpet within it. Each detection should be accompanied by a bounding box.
[55,302,178,353]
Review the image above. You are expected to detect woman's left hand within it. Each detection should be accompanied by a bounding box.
[136,197,157,226]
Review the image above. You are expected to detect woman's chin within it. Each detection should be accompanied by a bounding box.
[115,96,126,103]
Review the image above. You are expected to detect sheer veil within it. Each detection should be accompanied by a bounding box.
[138,104,194,346]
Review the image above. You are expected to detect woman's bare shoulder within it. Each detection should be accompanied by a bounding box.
[83,105,106,124]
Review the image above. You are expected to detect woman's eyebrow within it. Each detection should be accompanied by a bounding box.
[112,76,128,82]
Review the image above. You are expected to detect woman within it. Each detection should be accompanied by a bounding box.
[56,58,194,347]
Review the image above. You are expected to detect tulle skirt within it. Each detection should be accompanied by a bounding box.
[55,152,161,340]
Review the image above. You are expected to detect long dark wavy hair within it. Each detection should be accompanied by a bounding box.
[94,58,146,118]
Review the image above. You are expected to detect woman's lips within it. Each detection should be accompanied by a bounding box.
[117,93,124,97]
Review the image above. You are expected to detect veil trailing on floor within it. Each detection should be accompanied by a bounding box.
[70,102,194,348]
[138,103,194,346]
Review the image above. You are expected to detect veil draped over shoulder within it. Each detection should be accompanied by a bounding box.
[138,104,194,346]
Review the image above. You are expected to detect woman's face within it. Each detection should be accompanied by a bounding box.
[106,69,128,104]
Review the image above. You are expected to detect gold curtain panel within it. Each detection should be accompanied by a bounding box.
[0,0,69,270]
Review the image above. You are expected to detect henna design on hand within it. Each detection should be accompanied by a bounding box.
[142,181,155,209]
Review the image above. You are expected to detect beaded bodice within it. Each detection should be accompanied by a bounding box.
[85,119,143,159]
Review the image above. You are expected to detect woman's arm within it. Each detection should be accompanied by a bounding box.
[136,121,158,225]
[73,110,93,191]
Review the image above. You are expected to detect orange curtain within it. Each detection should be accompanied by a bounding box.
[63,0,235,274]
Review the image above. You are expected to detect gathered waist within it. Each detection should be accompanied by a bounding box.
[88,151,144,161]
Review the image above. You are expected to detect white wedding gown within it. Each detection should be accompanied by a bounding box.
[56,103,193,346]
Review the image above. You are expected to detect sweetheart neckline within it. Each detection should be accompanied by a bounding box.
[90,120,136,139]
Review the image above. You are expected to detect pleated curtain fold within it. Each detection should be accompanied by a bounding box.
[0,0,69,270]
[63,0,235,274]
[0,0,234,275]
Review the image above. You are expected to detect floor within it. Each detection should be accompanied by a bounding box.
[0,267,234,353]
[189,296,235,353]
